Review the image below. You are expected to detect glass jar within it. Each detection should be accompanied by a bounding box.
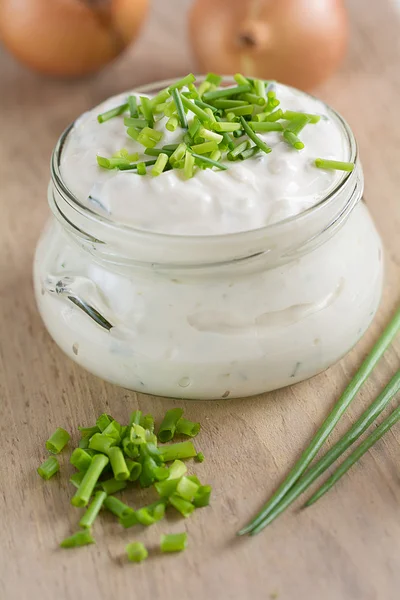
[34,79,383,400]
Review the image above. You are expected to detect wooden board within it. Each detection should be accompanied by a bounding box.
[1,1,400,598]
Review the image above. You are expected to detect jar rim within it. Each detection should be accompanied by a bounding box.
[51,75,358,244]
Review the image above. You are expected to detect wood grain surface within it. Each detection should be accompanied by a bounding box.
[1,1,400,599]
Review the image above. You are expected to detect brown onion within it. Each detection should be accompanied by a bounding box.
[189,0,348,90]
[0,0,149,77]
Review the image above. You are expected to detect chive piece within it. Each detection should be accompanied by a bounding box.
[285,114,310,135]
[169,494,195,517]
[129,410,142,426]
[184,151,195,179]
[45,428,70,454]
[79,490,107,529]
[225,105,253,117]
[176,476,199,501]
[100,478,127,495]
[315,159,355,172]
[187,82,200,99]
[240,146,260,160]
[306,403,400,508]
[97,102,128,123]
[188,117,201,139]
[169,143,187,166]
[283,131,304,150]
[194,99,218,113]
[283,110,321,124]
[265,109,284,122]
[240,93,266,106]
[119,511,138,528]
[197,80,212,97]
[210,149,222,162]
[180,96,210,122]
[96,414,113,432]
[240,117,272,154]
[191,141,219,154]
[166,115,179,132]
[78,425,100,439]
[159,441,197,462]
[149,87,170,108]
[104,496,135,519]
[70,448,93,471]
[211,122,241,132]
[125,459,142,482]
[158,408,184,443]
[191,153,228,171]
[138,162,147,176]
[203,84,252,101]
[139,96,154,127]
[160,532,187,553]
[126,542,148,563]
[118,159,157,171]
[163,100,178,117]
[128,95,138,117]
[212,99,247,108]
[135,501,166,525]
[248,121,283,132]
[88,433,116,454]
[123,117,148,129]
[249,370,400,531]
[168,73,196,90]
[205,73,222,86]
[234,73,250,86]
[155,478,180,498]
[144,147,173,157]
[239,305,400,536]
[126,126,140,142]
[102,420,122,442]
[139,127,163,141]
[171,88,188,129]
[193,484,212,508]
[168,459,187,479]
[232,128,244,138]
[254,78,267,100]
[60,530,94,549]
[37,456,59,480]
[195,452,205,463]
[71,454,109,507]
[151,153,169,176]
[228,140,249,160]
[108,446,130,481]
[70,471,85,488]
[140,413,155,431]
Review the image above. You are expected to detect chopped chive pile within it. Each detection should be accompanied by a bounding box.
[95,74,354,177]
[37,408,209,563]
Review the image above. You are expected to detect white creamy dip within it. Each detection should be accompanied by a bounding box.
[60,84,348,235]
[34,78,383,399]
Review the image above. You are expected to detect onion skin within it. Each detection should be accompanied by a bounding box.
[189,0,349,90]
[0,0,149,77]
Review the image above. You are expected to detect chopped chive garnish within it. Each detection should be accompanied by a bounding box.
[191,141,219,154]
[159,440,197,462]
[195,452,205,463]
[240,93,266,106]
[176,476,199,501]
[228,140,249,160]
[180,96,210,122]
[240,117,271,154]
[126,542,148,563]
[166,115,179,132]
[60,530,94,549]
[191,153,228,170]
[210,149,222,162]
[104,496,135,520]
[197,80,212,97]
[108,446,130,480]
[265,109,284,122]
[169,143,187,165]
[187,82,200,99]
[123,117,148,129]
[97,102,128,123]
[188,117,201,139]
[205,73,222,86]
[125,459,142,481]
[69,471,85,488]
[128,95,138,117]
[46,427,70,454]
[149,87,170,108]
[100,478,127,495]
[102,420,122,442]
[240,146,260,160]
[168,73,196,90]
[144,147,173,157]
[283,110,321,124]
[126,126,140,141]
[151,153,169,176]
[70,448,93,471]
[118,159,157,171]
[171,88,188,129]
[193,485,212,507]
[71,454,109,507]
[169,494,195,517]
[162,143,180,151]
[211,99,247,108]
[203,83,252,101]
[194,99,218,112]
[283,131,304,150]
[184,151,195,178]
[248,122,283,132]
[234,73,250,86]
[211,122,241,132]
[89,433,115,454]
[285,115,310,135]
[232,128,244,138]
[129,410,142,426]
[160,532,187,553]
[37,456,59,480]
[158,409,184,443]
[163,100,177,117]
[155,478,179,498]
[79,491,107,529]
[225,104,253,116]
[139,96,154,127]
[254,78,267,100]
[168,459,187,479]
[315,158,355,172]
